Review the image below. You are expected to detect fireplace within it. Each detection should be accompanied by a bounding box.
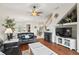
[44,32,52,43]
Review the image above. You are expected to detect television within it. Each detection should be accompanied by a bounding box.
[56,27,72,38]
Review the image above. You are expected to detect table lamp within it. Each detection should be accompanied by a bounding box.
[5,28,13,40]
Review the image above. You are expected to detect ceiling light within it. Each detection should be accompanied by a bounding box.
[31,4,42,16]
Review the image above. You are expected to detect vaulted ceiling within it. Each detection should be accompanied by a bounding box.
[0,3,76,24]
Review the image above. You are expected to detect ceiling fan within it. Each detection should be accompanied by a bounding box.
[31,5,42,16]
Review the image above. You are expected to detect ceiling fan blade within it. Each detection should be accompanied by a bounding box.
[37,12,42,14]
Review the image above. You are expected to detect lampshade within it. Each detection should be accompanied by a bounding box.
[5,28,13,33]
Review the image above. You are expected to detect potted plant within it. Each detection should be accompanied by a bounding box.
[2,17,16,31]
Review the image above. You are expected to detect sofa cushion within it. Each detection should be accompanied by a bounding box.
[25,35,30,38]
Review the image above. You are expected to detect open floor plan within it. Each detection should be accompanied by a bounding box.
[0,3,79,55]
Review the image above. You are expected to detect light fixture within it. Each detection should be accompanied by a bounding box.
[5,28,12,33]
[54,13,59,18]
[31,4,42,16]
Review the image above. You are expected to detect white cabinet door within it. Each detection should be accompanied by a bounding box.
[70,38,76,50]
[56,36,63,45]
[64,39,70,47]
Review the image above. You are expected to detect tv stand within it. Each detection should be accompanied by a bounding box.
[55,36,76,50]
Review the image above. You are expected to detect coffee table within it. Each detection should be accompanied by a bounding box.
[28,42,57,55]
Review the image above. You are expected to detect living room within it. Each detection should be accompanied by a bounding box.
[0,3,79,55]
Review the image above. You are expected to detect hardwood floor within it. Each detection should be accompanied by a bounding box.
[20,38,79,55]
[20,43,29,51]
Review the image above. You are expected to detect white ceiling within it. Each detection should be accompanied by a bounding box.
[0,3,75,24]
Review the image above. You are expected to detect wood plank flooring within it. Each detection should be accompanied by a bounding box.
[20,43,29,51]
[20,38,79,55]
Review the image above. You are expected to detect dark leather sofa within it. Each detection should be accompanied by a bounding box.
[3,42,21,55]
[17,32,36,44]
[0,39,21,55]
